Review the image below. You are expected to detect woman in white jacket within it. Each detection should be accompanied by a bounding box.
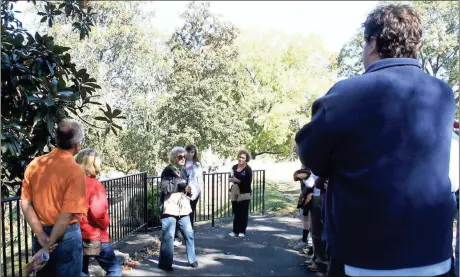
[184,144,203,228]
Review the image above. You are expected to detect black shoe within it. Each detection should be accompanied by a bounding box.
[190,261,199,268]
[158,265,173,271]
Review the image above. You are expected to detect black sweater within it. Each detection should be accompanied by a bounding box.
[232,164,252,194]
[160,164,189,203]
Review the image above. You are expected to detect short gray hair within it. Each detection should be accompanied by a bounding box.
[169,146,186,163]
[56,118,85,149]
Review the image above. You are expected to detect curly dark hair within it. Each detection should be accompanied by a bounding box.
[237,149,251,162]
[362,4,422,59]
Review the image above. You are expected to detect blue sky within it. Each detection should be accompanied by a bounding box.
[16,1,379,53]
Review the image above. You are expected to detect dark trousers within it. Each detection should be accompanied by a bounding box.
[190,196,200,228]
[311,196,328,267]
[175,196,200,240]
[327,258,451,277]
[33,223,83,277]
[82,243,122,277]
[232,200,250,234]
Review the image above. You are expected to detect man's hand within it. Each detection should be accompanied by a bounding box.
[36,232,58,252]
[37,232,50,248]
[30,248,50,272]
[185,186,192,194]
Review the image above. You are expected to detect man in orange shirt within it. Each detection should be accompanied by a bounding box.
[21,118,87,276]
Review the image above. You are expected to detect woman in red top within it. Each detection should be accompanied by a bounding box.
[76,149,122,277]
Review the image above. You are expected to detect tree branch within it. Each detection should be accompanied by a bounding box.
[74,113,106,129]
[433,54,441,77]
[244,65,258,86]
[254,150,283,156]
[426,56,435,76]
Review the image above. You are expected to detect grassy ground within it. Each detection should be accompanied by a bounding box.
[264,181,299,215]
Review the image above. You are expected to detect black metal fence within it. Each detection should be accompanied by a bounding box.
[197,170,266,227]
[101,172,148,243]
[1,170,265,277]
[145,170,266,228]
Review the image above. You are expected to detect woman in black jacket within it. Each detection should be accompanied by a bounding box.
[228,149,253,237]
[158,147,198,271]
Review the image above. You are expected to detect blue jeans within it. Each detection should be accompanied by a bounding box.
[158,215,196,268]
[33,223,83,277]
[82,243,122,277]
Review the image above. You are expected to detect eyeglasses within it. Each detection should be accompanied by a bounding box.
[177,155,186,160]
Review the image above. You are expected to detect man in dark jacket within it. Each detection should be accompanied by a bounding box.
[295,4,456,277]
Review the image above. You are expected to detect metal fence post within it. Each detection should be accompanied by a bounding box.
[211,173,215,227]
[262,170,265,215]
[143,172,148,233]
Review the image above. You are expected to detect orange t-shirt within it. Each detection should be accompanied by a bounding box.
[21,148,87,226]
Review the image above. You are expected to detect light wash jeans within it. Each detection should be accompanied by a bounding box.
[158,215,196,268]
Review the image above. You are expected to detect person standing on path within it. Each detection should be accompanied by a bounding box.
[76,149,122,277]
[158,147,198,271]
[21,118,87,276]
[184,144,203,228]
[174,144,203,247]
[296,4,456,276]
[229,149,253,238]
[293,167,313,253]
[306,176,329,274]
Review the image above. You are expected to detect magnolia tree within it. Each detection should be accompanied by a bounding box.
[1,0,123,197]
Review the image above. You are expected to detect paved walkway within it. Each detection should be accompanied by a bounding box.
[119,215,313,276]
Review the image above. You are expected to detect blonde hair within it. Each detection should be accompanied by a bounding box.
[75,148,102,177]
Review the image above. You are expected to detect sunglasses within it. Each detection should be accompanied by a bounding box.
[177,155,186,160]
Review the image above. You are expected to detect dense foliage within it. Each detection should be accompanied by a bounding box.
[1,0,123,196]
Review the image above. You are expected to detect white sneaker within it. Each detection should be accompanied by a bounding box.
[293,241,308,250]
[229,232,237,237]
[238,233,245,238]
[173,239,182,247]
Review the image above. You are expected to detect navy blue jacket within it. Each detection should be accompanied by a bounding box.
[295,58,456,269]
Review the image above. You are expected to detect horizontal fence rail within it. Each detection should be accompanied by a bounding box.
[1,170,265,277]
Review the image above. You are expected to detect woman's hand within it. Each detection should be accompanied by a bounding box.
[185,186,192,194]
